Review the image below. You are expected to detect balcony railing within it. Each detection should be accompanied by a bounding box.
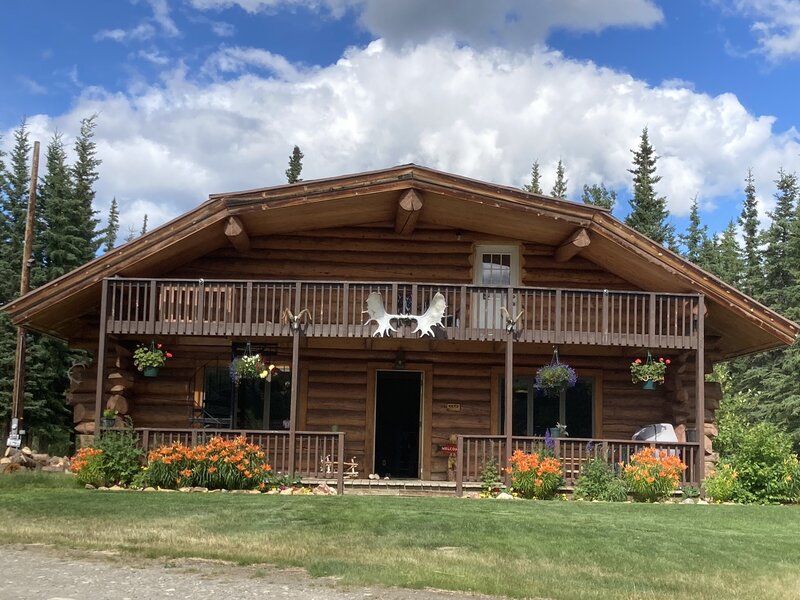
[454,435,701,496]
[106,278,700,349]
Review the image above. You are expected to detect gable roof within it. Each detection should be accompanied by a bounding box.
[2,163,797,358]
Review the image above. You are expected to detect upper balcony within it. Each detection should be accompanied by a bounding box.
[104,278,701,349]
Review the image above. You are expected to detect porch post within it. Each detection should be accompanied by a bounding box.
[93,279,110,437]
[288,282,302,475]
[504,333,514,482]
[694,295,705,487]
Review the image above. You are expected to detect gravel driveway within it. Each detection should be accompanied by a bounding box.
[0,545,510,600]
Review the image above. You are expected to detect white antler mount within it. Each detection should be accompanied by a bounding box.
[362,292,447,338]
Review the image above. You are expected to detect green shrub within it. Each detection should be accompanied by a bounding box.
[479,459,503,497]
[71,447,108,487]
[95,430,143,486]
[725,423,798,503]
[702,463,739,502]
[573,459,627,502]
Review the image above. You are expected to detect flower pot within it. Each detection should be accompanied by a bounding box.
[143,366,160,377]
[100,418,116,429]
[641,379,656,390]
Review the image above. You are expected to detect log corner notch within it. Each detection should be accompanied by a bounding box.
[225,215,251,252]
[394,189,423,235]
[554,227,591,263]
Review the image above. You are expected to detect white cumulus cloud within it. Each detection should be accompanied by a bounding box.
[3,40,799,237]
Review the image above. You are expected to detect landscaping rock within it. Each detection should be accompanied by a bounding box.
[681,498,695,504]
[110,485,124,491]
[313,483,335,495]
[143,487,157,492]
[85,484,96,490]
[178,487,192,493]
[280,488,294,495]
[496,492,514,501]
[697,499,709,505]
[190,487,209,493]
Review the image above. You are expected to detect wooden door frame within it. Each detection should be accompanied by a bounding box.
[366,362,433,479]
[490,367,604,437]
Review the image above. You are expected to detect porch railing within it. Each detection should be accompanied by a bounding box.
[106,278,700,349]
[454,435,700,496]
[135,428,346,494]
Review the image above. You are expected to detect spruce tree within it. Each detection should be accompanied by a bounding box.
[625,127,674,246]
[522,160,543,194]
[71,115,101,261]
[761,169,797,311]
[710,221,744,285]
[1,122,32,298]
[550,159,568,199]
[140,214,148,236]
[680,196,712,267]
[286,145,304,184]
[739,169,763,297]
[581,183,616,210]
[103,197,120,252]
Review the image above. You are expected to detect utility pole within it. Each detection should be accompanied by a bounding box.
[7,141,40,450]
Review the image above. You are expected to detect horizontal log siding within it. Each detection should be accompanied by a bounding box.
[167,226,631,290]
[302,355,368,470]
[430,365,492,480]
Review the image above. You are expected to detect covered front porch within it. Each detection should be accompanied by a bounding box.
[90,276,709,492]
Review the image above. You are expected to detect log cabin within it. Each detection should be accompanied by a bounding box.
[3,164,798,493]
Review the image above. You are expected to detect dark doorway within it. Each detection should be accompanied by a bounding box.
[374,371,422,478]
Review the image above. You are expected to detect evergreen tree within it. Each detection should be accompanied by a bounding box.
[285,145,304,184]
[739,169,763,297]
[625,127,674,246]
[38,133,83,282]
[581,183,616,210]
[710,221,744,285]
[761,169,797,311]
[522,160,543,194]
[140,214,148,236]
[1,122,32,299]
[103,197,119,252]
[70,115,101,261]
[550,159,568,199]
[679,196,713,267]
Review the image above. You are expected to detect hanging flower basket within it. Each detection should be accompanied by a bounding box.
[630,352,670,389]
[230,344,275,386]
[535,348,577,396]
[133,342,172,376]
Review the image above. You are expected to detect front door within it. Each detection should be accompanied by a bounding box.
[374,371,422,478]
[473,245,519,331]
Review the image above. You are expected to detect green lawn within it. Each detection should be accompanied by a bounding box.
[1,474,798,600]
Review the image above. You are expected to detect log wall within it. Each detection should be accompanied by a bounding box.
[69,338,699,480]
[166,226,633,290]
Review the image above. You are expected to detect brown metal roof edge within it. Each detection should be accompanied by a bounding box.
[590,212,800,348]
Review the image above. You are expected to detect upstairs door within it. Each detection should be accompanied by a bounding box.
[473,245,520,332]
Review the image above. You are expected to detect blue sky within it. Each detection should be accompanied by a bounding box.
[2,1,800,241]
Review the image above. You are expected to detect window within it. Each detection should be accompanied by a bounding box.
[501,376,593,438]
[201,365,291,430]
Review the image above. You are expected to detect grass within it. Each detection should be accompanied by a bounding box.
[1,473,799,599]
